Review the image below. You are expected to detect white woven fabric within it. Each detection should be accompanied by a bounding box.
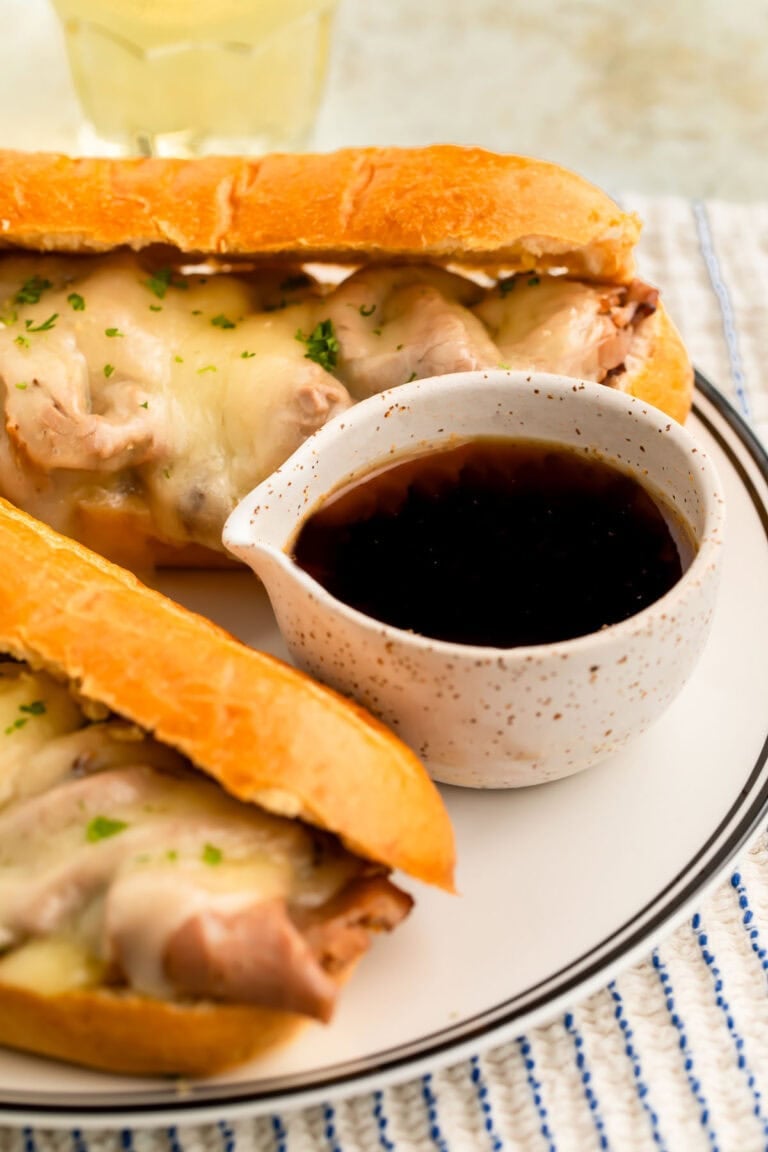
[4,196,768,1152]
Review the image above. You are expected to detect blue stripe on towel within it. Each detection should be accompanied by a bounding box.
[166,1127,184,1152]
[421,1073,450,1152]
[271,1115,288,1152]
[516,1035,557,1152]
[22,1128,37,1152]
[120,1131,134,1152]
[731,871,768,981]
[608,982,667,1149]
[323,1103,343,1152]
[71,1130,89,1152]
[372,1090,396,1151]
[692,912,768,1137]
[563,1011,610,1150]
[218,1120,237,1152]
[691,200,751,419]
[469,1055,505,1151]
[652,951,719,1150]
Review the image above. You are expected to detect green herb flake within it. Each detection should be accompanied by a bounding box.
[211,313,236,330]
[240,351,256,359]
[4,717,26,735]
[202,843,223,866]
[86,815,128,842]
[139,400,149,409]
[15,381,27,390]
[295,319,339,372]
[359,303,376,317]
[499,278,516,296]
[163,467,172,480]
[143,268,188,299]
[173,355,184,364]
[0,309,18,326]
[20,700,46,715]
[15,276,53,305]
[372,327,382,336]
[497,361,511,370]
[527,275,541,287]
[149,304,162,312]
[197,364,217,374]
[105,327,124,338]
[24,313,58,333]
[13,335,29,349]
[67,292,85,311]
[103,363,115,378]
[166,849,179,862]
[406,371,418,383]
[191,309,203,316]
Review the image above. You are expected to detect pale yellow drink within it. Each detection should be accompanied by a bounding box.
[51,0,337,155]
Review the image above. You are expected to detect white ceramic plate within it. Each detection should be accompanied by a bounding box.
[1,371,767,1129]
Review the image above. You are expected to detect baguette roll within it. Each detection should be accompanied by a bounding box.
[0,497,455,1075]
[0,147,692,566]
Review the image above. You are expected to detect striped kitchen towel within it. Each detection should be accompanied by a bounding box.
[2,195,768,1152]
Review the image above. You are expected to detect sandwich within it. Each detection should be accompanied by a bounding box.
[0,146,692,569]
[0,496,455,1076]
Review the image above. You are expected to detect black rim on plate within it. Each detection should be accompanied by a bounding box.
[3,370,768,1119]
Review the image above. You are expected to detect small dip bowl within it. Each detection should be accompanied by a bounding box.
[223,371,725,788]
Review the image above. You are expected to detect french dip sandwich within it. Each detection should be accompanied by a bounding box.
[0,146,692,568]
[0,497,454,1075]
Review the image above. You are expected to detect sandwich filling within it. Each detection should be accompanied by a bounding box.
[0,662,411,1019]
[0,253,658,561]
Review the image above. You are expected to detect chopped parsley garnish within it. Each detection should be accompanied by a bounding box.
[149,304,162,312]
[14,335,29,349]
[15,381,27,390]
[143,267,188,299]
[103,363,115,378]
[166,849,178,862]
[372,327,382,336]
[499,277,516,296]
[202,843,222,866]
[240,350,255,359]
[67,292,85,311]
[4,699,46,732]
[359,303,376,317]
[19,700,45,715]
[295,319,339,371]
[163,467,172,479]
[497,361,511,370]
[527,275,541,287]
[191,309,202,316]
[139,400,149,409]
[406,371,418,383]
[24,313,58,333]
[0,309,18,326]
[197,364,217,374]
[86,815,128,842]
[211,313,236,329]
[173,355,184,363]
[15,276,53,305]
[105,327,123,338]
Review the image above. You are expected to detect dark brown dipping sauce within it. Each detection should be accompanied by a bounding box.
[291,438,693,648]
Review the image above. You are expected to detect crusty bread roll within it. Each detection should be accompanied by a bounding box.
[0,146,639,280]
[0,146,692,568]
[0,496,455,1075]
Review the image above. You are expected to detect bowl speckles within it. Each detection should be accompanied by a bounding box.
[223,371,725,788]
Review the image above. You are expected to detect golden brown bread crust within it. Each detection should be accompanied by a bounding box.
[0,146,639,281]
[0,980,309,1076]
[0,496,456,892]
